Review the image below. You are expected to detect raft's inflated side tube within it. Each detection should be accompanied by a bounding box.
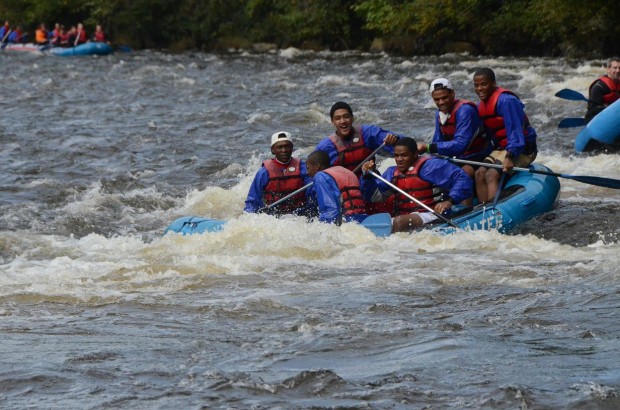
[441,164,560,233]
[575,99,620,152]
[49,42,113,56]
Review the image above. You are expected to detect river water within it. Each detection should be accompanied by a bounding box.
[1,49,619,409]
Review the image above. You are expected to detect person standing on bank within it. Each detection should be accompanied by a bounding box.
[315,101,402,177]
[305,150,367,225]
[472,67,537,203]
[585,57,620,123]
[244,131,313,216]
[360,137,472,232]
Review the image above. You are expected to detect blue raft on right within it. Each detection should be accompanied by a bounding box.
[433,163,560,233]
[575,99,620,153]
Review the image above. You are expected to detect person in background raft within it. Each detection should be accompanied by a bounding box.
[0,21,10,44]
[315,101,401,177]
[7,26,25,44]
[35,23,49,45]
[93,24,108,43]
[74,23,87,46]
[417,77,490,205]
[305,150,367,225]
[244,131,313,216]
[585,57,620,124]
[360,137,472,233]
[472,67,537,203]
[50,23,61,46]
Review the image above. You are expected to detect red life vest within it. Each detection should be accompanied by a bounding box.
[477,87,529,149]
[328,127,373,175]
[262,158,305,213]
[323,166,366,216]
[439,99,488,157]
[94,31,106,42]
[591,76,620,105]
[392,155,440,215]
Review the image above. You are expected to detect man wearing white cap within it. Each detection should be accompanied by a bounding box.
[244,131,313,215]
[418,77,491,187]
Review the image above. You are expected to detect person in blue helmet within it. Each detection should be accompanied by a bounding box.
[360,137,472,232]
[244,131,313,216]
[305,150,367,225]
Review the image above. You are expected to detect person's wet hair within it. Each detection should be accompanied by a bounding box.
[307,150,331,169]
[329,101,353,119]
[394,137,418,154]
[473,67,496,83]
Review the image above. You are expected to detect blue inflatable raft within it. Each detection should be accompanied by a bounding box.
[575,99,620,153]
[3,42,113,56]
[49,42,113,56]
[164,164,560,238]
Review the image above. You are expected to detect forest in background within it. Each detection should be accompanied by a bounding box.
[1,0,619,57]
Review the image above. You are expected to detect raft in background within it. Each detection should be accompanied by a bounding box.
[3,42,113,56]
[575,99,620,153]
[163,163,560,238]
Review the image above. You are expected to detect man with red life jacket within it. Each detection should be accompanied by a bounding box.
[360,137,472,232]
[74,23,88,46]
[305,150,367,225]
[7,26,25,44]
[315,101,402,176]
[418,78,490,174]
[473,67,538,203]
[244,131,313,216]
[585,57,620,123]
[93,24,107,43]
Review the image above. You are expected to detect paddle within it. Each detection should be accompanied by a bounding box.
[369,171,461,228]
[558,117,586,128]
[359,212,392,237]
[555,88,592,103]
[258,142,388,212]
[437,156,620,189]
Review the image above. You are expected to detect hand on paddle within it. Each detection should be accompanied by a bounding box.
[502,156,515,173]
[383,133,399,145]
[361,159,376,175]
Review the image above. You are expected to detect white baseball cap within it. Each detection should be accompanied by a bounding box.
[271,131,293,147]
[430,78,454,93]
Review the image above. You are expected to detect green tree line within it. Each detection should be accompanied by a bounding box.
[1,0,619,57]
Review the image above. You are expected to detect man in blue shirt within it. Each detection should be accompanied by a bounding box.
[473,67,538,203]
[418,77,491,178]
[305,150,367,225]
[361,137,472,232]
[244,131,313,216]
[315,101,402,177]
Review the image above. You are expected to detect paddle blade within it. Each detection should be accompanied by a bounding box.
[558,117,586,128]
[555,88,588,102]
[164,216,227,235]
[563,174,620,189]
[361,213,392,237]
